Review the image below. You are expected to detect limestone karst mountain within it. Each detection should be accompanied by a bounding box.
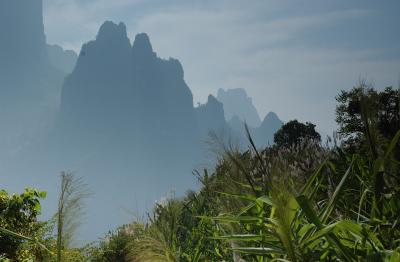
[228,111,283,148]
[216,88,282,148]
[217,88,262,127]
[195,95,228,139]
[0,0,67,102]
[59,22,197,156]
[0,0,46,73]
[252,112,283,146]
[196,93,283,149]
[35,21,200,239]
[0,0,68,160]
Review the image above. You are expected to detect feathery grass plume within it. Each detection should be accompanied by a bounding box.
[56,172,90,262]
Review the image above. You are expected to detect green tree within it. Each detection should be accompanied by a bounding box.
[335,82,400,218]
[274,120,321,148]
[335,82,400,150]
[0,188,47,260]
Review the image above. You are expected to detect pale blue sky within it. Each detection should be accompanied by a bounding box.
[43,0,400,134]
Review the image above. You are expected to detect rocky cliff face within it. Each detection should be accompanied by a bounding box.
[0,0,65,160]
[60,22,132,135]
[130,32,196,145]
[59,21,196,151]
[0,0,46,69]
[195,95,227,137]
[0,0,54,101]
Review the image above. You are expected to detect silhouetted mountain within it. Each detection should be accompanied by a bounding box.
[217,88,261,127]
[0,0,65,159]
[228,115,245,135]
[47,44,77,74]
[46,21,200,238]
[59,22,196,151]
[195,95,228,139]
[0,0,46,72]
[228,111,283,148]
[252,112,283,146]
[130,32,196,148]
[0,0,63,101]
[60,21,132,138]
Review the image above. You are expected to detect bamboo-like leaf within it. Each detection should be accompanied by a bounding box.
[357,188,371,223]
[199,215,262,224]
[256,195,274,206]
[383,129,400,161]
[211,234,263,241]
[0,227,51,253]
[300,159,329,197]
[296,195,355,261]
[216,191,256,202]
[232,247,285,255]
[320,158,354,224]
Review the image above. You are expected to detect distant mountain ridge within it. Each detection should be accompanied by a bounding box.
[217,88,283,147]
[217,88,262,127]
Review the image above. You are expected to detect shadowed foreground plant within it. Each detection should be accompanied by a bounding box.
[205,125,400,261]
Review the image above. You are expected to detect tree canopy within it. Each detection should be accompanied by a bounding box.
[274,119,321,148]
[0,188,47,260]
[336,82,400,154]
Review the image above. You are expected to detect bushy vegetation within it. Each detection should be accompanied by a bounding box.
[0,188,50,261]
[1,82,400,261]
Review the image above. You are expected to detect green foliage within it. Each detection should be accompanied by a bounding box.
[0,188,49,260]
[336,82,400,154]
[85,225,140,261]
[201,132,400,261]
[274,120,321,148]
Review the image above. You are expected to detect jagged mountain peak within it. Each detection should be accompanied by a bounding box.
[217,87,261,127]
[132,32,157,62]
[218,88,248,100]
[71,21,131,77]
[133,33,153,53]
[97,21,128,42]
[202,95,225,117]
[262,112,281,126]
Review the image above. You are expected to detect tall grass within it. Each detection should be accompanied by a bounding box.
[56,172,90,262]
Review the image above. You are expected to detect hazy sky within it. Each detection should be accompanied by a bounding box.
[43,0,400,134]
